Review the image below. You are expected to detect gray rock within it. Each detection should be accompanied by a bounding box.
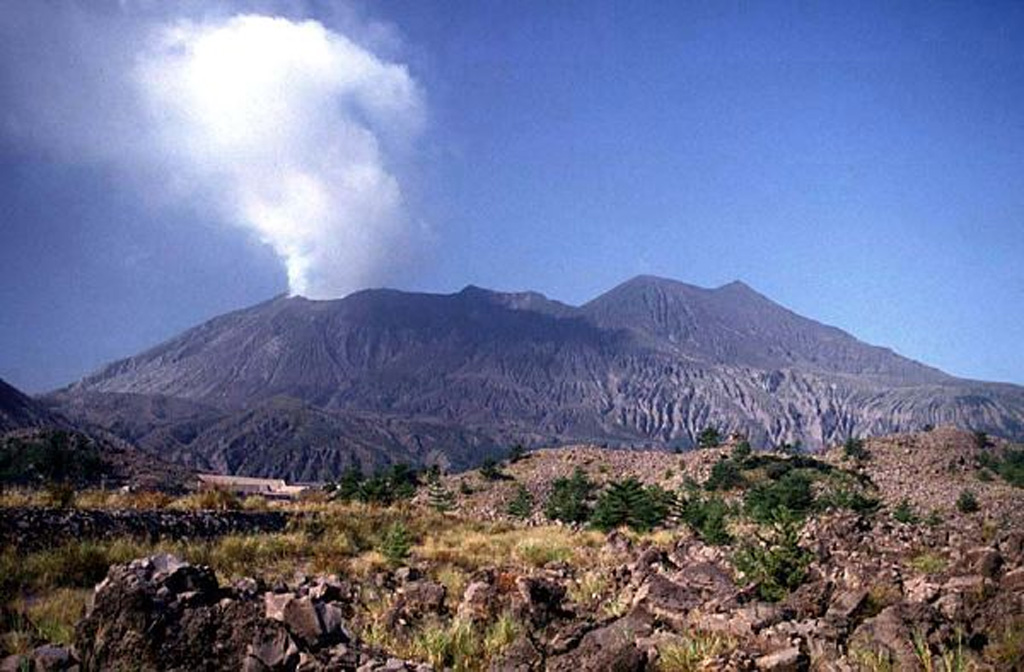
[756,646,807,672]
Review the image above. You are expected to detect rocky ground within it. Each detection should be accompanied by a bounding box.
[3,427,1024,671]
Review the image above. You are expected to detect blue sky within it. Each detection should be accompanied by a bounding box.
[0,0,1022,391]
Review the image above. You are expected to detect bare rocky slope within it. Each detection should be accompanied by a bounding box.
[47,276,1024,479]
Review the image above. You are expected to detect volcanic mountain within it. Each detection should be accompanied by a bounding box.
[47,276,1024,479]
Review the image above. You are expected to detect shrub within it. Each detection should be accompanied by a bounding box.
[507,484,534,519]
[983,446,1024,488]
[380,522,412,566]
[0,431,104,487]
[908,552,947,575]
[819,485,881,516]
[656,631,737,671]
[544,468,593,524]
[507,444,527,464]
[744,471,815,523]
[956,489,979,514]
[705,458,746,491]
[480,458,504,481]
[680,494,732,545]
[774,441,802,455]
[697,426,722,449]
[731,440,752,462]
[186,488,242,511]
[843,437,869,461]
[332,464,364,502]
[353,464,419,505]
[892,499,919,524]
[973,431,992,449]
[733,509,812,602]
[591,478,672,532]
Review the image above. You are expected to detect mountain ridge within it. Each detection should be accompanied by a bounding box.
[46,275,1024,478]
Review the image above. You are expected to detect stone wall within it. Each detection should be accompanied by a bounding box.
[0,507,292,550]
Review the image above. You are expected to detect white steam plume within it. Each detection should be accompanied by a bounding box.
[0,6,424,299]
[135,15,423,298]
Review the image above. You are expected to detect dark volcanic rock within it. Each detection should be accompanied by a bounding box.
[0,507,291,551]
[74,554,420,672]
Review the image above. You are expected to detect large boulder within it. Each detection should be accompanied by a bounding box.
[546,612,651,672]
[75,554,413,672]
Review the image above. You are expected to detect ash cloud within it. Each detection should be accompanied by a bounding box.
[0,2,424,299]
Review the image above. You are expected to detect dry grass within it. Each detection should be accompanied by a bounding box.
[655,632,737,671]
[415,524,604,571]
[2,498,616,666]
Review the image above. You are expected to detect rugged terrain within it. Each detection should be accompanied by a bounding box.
[2,428,1024,671]
[44,276,1024,480]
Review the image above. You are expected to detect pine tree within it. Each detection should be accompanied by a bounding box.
[697,426,722,448]
[545,467,593,524]
[427,471,455,513]
[380,522,412,566]
[591,478,671,532]
[507,484,534,518]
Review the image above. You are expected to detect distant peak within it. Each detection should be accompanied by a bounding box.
[716,280,754,292]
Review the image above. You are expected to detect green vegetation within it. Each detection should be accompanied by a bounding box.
[892,499,920,524]
[679,493,732,545]
[696,426,722,449]
[591,478,673,532]
[506,484,534,519]
[956,489,979,514]
[380,521,412,566]
[544,467,594,524]
[733,509,812,602]
[744,471,815,523]
[730,439,752,461]
[978,446,1024,488]
[843,437,870,461]
[507,444,527,464]
[328,463,419,505]
[0,431,104,487]
[426,473,455,513]
[479,458,504,481]
[704,458,746,491]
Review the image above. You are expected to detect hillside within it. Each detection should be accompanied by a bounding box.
[48,276,1024,479]
[0,378,68,432]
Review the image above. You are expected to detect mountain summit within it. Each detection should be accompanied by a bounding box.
[49,276,1024,479]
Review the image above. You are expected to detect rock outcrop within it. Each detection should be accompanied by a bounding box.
[70,554,428,672]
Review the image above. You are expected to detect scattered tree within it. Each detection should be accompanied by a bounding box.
[591,478,673,532]
[507,484,534,519]
[680,493,732,545]
[427,472,455,513]
[480,458,504,481]
[744,471,815,523]
[697,426,722,449]
[733,509,813,602]
[380,522,412,566]
[544,467,593,524]
[843,437,869,461]
[507,444,527,464]
[705,458,746,491]
[731,440,753,462]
